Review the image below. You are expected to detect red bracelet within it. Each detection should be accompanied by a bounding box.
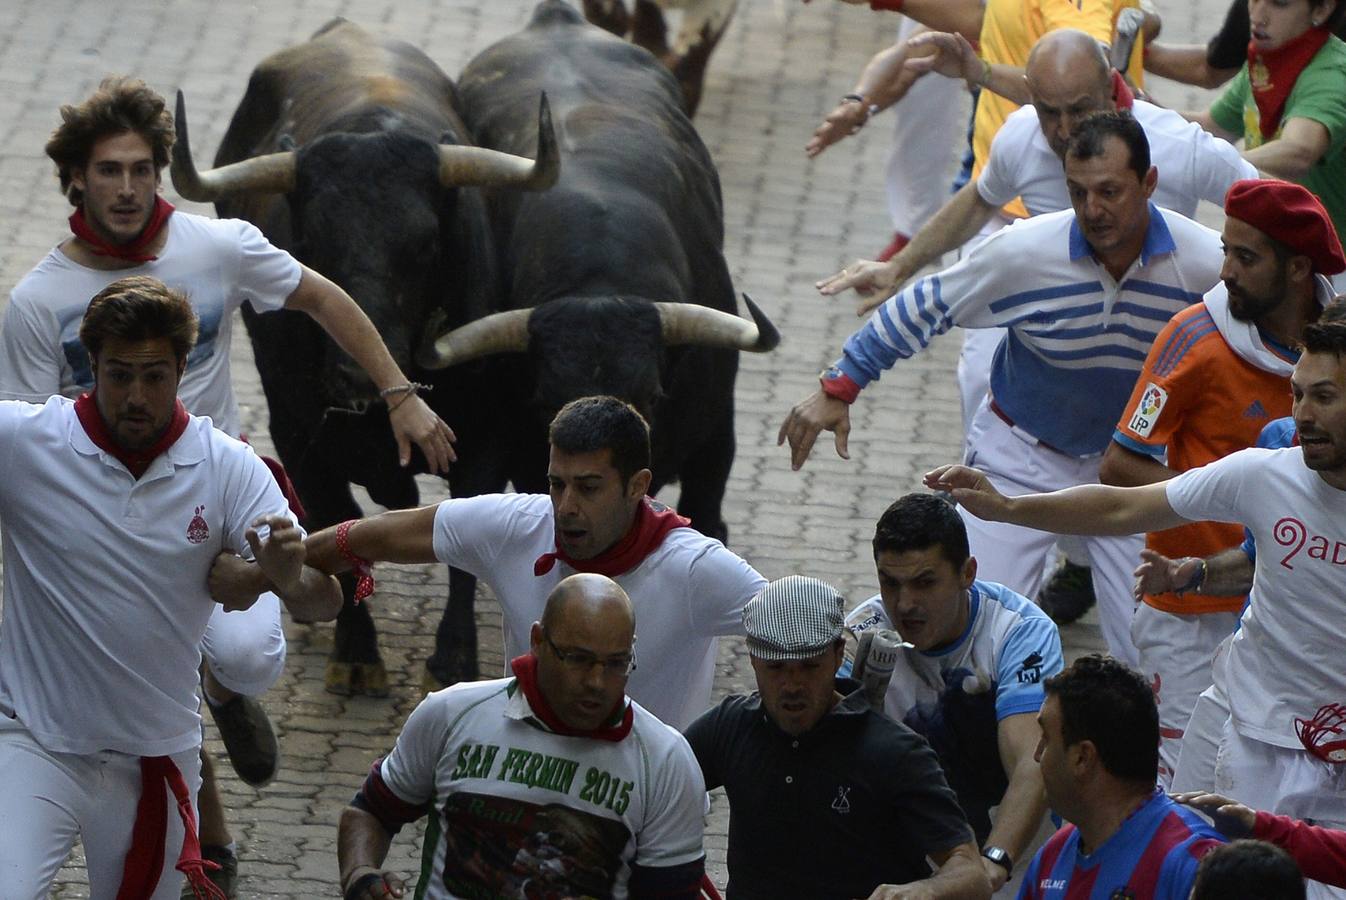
[335,519,375,604]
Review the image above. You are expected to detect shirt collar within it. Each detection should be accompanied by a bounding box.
[1068,202,1174,266]
[67,402,205,476]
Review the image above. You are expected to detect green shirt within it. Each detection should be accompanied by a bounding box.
[1211,36,1346,238]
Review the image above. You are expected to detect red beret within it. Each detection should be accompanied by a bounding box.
[1225,179,1346,275]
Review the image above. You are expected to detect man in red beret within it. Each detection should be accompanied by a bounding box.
[1098,178,1344,786]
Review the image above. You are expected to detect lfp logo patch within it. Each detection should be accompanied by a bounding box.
[1128,383,1168,437]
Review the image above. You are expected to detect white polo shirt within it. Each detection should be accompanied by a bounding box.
[0,213,301,437]
[978,99,1258,219]
[432,493,767,729]
[380,677,706,900]
[0,397,294,756]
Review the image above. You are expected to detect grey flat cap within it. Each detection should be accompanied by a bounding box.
[743,576,845,661]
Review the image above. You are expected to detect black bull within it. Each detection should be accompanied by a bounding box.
[170,18,559,695]
[414,0,779,688]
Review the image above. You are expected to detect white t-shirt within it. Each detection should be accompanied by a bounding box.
[380,677,706,900]
[0,397,294,756]
[978,99,1257,219]
[432,493,767,729]
[1166,447,1346,747]
[0,212,302,437]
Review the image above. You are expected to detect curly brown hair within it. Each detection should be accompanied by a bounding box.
[44,76,174,206]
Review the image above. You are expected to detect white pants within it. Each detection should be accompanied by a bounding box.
[1179,696,1346,900]
[200,591,286,696]
[958,326,1006,438]
[1131,603,1239,787]
[884,15,968,238]
[0,715,201,900]
[962,401,1143,665]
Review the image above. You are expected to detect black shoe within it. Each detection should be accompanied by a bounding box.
[1037,559,1097,625]
[184,844,237,899]
[207,694,279,787]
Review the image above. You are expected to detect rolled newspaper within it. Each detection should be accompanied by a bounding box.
[854,628,905,713]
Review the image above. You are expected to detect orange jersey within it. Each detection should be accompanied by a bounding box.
[974,0,1145,219]
[1113,303,1294,614]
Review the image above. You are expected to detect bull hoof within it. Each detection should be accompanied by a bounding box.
[359,661,391,698]
[325,660,391,697]
[325,661,355,696]
[420,668,449,696]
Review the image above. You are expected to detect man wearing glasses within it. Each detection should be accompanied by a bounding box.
[305,395,767,729]
[336,573,709,900]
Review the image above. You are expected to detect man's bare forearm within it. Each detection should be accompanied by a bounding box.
[1197,546,1255,597]
[1001,482,1187,536]
[276,567,342,621]
[889,181,997,285]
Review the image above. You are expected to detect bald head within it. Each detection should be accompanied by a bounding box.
[542,573,636,637]
[1027,29,1111,89]
[1026,30,1117,159]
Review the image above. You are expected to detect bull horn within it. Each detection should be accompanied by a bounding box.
[170,90,296,201]
[656,294,781,352]
[437,93,559,191]
[419,308,534,370]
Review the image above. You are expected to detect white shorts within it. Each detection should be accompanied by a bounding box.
[1131,602,1239,788]
[1172,666,1346,900]
[0,714,201,900]
[200,590,286,696]
[962,400,1143,665]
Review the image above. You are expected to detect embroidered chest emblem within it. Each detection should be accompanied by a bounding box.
[831,786,851,815]
[186,505,209,544]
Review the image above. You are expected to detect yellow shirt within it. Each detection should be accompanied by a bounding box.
[974,0,1145,218]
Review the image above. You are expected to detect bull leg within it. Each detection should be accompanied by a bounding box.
[667,0,739,116]
[423,566,481,692]
[675,414,734,545]
[632,0,670,59]
[582,0,631,37]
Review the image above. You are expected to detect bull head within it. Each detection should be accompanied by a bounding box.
[417,293,781,370]
[170,91,560,201]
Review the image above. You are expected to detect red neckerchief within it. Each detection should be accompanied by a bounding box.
[1248,26,1332,139]
[75,392,189,479]
[510,653,633,742]
[1111,69,1135,110]
[69,196,175,264]
[117,755,226,900]
[534,496,691,577]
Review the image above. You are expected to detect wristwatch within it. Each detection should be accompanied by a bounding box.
[982,846,1013,876]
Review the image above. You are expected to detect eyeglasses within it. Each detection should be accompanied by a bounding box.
[542,631,637,676]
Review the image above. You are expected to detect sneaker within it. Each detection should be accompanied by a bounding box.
[184,844,237,899]
[1037,559,1097,625]
[876,231,910,263]
[207,694,279,787]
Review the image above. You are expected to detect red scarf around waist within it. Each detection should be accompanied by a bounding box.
[75,393,189,479]
[511,653,633,742]
[69,196,174,264]
[116,755,225,900]
[534,496,691,577]
[1249,25,1332,139]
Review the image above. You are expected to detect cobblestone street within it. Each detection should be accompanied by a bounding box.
[0,0,1226,895]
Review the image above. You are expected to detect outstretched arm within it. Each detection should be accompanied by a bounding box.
[285,266,456,473]
[304,505,442,574]
[923,465,1188,535]
[817,180,997,314]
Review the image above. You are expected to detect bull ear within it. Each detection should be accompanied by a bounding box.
[655,294,781,353]
[278,134,297,151]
